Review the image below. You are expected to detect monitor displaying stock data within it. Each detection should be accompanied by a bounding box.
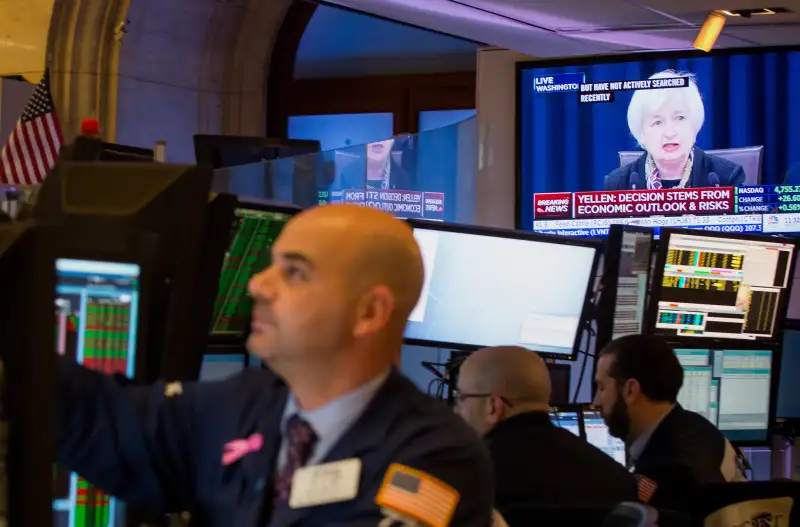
[606,227,653,342]
[211,207,293,335]
[583,409,627,465]
[54,259,140,527]
[675,348,774,443]
[403,224,598,359]
[652,231,794,340]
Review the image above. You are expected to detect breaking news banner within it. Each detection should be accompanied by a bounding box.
[322,189,445,221]
[534,187,734,220]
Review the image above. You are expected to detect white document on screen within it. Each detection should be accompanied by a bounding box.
[408,229,440,323]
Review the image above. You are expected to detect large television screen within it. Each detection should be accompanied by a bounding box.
[517,46,800,238]
[403,222,599,360]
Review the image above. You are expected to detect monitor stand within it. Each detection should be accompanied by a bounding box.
[770,431,795,480]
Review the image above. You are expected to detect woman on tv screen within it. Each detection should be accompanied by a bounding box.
[604,70,745,191]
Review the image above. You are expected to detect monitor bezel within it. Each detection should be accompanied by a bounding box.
[547,362,572,406]
[54,247,154,382]
[209,200,301,341]
[669,340,782,447]
[776,323,800,420]
[404,219,601,361]
[596,225,655,351]
[514,44,800,232]
[646,227,797,346]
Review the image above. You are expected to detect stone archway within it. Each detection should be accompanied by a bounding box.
[47,0,294,161]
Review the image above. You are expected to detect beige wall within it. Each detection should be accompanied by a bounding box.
[47,0,293,162]
[475,47,534,230]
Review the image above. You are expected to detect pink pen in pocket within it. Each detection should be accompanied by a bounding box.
[222,433,264,466]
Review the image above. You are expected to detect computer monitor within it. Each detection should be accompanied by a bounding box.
[548,363,571,405]
[199,354,246,381]
[549,409,581,437]
[597,225,654,349]
[582,409,627,465]
[33,161,212,381]
[404,221,600,360]
[211,204,298,336]
[777,328,800,419]
[649,229,795,341]
[674,347,776,444]
[0,223,56,527]
[53,258,142,527]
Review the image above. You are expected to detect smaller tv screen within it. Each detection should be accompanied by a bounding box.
[651,230,794,341]
[404,223,598,359]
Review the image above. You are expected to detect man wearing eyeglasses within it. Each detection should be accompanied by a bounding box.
[455,346,638,511]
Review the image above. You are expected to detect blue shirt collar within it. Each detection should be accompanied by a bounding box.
[281,369,390,450]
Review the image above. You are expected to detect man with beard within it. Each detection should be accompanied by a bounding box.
[456,346,637,511]
[593,334,745,510]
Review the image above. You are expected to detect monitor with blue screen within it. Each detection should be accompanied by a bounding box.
[403,222,599,359]
[54,258,140,527]
[550,411,581,437]
[674,348,775,443]
[517,47,800,238]
[200,354,246,381]
[582,409,627,465]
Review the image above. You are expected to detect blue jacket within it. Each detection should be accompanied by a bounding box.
[57,358,494,526]
[604,148,746,191]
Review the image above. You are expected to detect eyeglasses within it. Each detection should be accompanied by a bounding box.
[452,390,514,408]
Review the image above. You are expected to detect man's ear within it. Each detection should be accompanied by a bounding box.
[487,394,506,425]
[353,285,395,338]
[622,378,642,403]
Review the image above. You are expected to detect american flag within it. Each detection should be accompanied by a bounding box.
[0,70,63,185]
[375,464,459,527]
[636,475,658,503]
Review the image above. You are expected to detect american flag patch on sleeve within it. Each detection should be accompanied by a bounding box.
[375,463,460,527]
[636,475,658,503]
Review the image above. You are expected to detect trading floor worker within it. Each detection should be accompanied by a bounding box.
[57,204,494,526]
[456,346,638,510]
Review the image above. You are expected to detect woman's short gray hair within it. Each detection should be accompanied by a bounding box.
[627,69,705,147]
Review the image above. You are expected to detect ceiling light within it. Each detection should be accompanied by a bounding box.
[693,11,726,52]
[720,7,790,17]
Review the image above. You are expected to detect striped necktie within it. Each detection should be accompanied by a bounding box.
[274,414,318,503]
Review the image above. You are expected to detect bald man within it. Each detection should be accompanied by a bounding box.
[57,204,493,527]
[456,346,637,511]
